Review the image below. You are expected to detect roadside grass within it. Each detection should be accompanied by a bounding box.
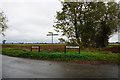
[2,48,119,62]
[109,43,120,45]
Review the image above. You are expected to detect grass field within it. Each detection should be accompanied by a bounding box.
[2,45,119,62]
[2,43,119,63]
[2,43,120,53]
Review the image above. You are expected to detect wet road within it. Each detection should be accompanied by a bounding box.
[2,55,118,78]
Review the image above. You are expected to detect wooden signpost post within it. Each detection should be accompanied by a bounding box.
[47,32,58,51]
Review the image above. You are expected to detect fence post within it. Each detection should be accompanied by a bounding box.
[31,47,32,52]
[79,46,80,54]
[64,46,66,54]
[38,46,40,52]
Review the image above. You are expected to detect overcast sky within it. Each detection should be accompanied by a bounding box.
[0,0,119,43]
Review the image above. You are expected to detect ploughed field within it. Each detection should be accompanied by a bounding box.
[2,44,65,52]
[2,43,120,53]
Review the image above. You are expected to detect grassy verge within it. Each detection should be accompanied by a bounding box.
[2,48,119,63]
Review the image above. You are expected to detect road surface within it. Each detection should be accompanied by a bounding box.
[1,55,118,78]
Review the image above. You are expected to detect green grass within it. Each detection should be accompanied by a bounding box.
[109,43,120,45]
[2,48,119,62]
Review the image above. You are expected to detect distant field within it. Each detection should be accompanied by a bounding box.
[2,43,64,45]
[2,42,119,45]
[2,44,65,52]
[2,43,120,53]
[109,43,120,46]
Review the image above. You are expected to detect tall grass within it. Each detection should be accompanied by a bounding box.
[2,48,119,62]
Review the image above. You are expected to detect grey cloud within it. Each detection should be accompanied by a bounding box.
[0,0,61,43]
[0,0,118,43]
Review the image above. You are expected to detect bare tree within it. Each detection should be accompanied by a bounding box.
[0,11,8,36]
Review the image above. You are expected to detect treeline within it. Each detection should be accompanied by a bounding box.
[3,42,60,44]
[54,2,119,48]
